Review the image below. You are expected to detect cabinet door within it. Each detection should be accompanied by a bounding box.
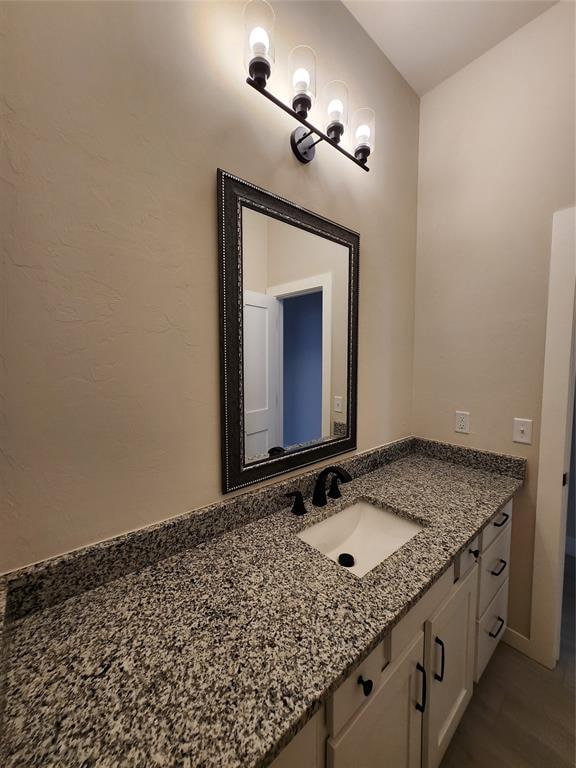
[328,631,424,768]
[423,566,478,768]
[271,709,325,768]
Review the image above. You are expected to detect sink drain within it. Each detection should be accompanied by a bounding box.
[338,552,355,568]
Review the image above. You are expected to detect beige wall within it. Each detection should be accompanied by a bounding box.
[266,217,349,426]
[242,209,349,431]
[242,208,269,294]
[414,2,575,636]
[0,1,419,572]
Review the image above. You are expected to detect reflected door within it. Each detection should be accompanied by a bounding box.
[243,290,282,459]
[283,292,323,446]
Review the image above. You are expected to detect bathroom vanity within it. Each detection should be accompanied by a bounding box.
[0,176,523,768]
[272,499,513,768]
[0,439,522,768]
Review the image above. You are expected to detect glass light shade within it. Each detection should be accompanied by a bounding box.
[351,107,376,163]
[323,80,348,144]
[289,46,316,117]
[243,0,275,87]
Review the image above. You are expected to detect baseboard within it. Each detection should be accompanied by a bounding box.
[503,627,532,657]
[503,627,559,669]
[566,536,575,557]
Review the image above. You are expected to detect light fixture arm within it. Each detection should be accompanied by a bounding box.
[246,77,370,171]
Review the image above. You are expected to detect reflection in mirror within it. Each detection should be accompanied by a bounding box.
[242,207,349,464]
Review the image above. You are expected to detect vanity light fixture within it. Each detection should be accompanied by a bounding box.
[243,0,275,88]
[289,45,316,119]
[351,107,375,165]
[324,80,348,144]
[243,0,373,172]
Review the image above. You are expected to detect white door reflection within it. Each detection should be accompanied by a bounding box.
[243,290,281,459]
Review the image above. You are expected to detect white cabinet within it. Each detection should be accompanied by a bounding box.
[327,637,389,736]
[475,579,509,681]
[474,501,513,682]
[477,524,511,615]
[270,708,326,768]
[422,566,478,768]
[455,535,479,581]
[273,502,515,768]
[480,500,512,552]
[327,631,425,768]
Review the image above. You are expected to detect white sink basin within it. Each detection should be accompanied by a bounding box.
[297,500,423,577]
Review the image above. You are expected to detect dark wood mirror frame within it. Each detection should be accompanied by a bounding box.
[217,169,359,493]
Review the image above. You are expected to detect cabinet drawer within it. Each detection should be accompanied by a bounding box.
[478,524,511,615]
[423,566,477,768]
[327,631,424,768]
[390,566,454,661]
[456,535,480,581]
[480,500,512,552]
[327,639,389,737]
[270,708,325,768]
[475,578,509,682]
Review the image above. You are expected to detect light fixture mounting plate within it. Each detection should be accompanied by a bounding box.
[290,127,316,164]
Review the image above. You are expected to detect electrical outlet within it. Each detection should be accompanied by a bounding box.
[455,411,470,434]
[513,417,532,444]
[334,396,343,413]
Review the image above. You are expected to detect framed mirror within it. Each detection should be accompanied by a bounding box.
[218,170,359,492]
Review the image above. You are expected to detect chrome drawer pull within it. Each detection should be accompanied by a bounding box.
[490,559,507,577]
[489,616,505,638]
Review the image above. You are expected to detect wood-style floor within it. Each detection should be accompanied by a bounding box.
[441,556,575,768]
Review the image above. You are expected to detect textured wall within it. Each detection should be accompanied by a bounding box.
[242,211,349,428]
[0,1,419,571]
[266,218,349,426]
[414,2,575,635]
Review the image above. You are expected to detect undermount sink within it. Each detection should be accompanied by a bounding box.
[297,500,423,577]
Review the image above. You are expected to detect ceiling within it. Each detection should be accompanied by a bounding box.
[343,1,556,95]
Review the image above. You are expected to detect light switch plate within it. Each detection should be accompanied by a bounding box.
[334,396,343,413]
[455,411,470,434]
[513,417,533,444]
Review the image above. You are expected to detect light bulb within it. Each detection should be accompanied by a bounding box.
[327,98,344,123]
[292,67,310,95]
[355,124,371,146]
[249,26,270,57]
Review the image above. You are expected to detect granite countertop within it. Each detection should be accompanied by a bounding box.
[0,453,522,768]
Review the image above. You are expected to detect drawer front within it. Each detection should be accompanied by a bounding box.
[481,500,512,552]
[475,578,509,682]
[328,631,424,768]
[270,708,325,768]
[327,639,389,737]
[390,566,454,661]
[478,524,512,616]
[457,535,480,581]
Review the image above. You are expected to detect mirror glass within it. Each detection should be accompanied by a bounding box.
[242,206,349,464]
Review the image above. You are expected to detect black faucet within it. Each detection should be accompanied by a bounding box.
[285,491,307,516]
[312,466,352,507]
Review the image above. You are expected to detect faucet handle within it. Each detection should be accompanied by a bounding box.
[285,491,307,516]
[327,475,343,500]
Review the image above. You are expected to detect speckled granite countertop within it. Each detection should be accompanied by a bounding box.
[1,452,522,768]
